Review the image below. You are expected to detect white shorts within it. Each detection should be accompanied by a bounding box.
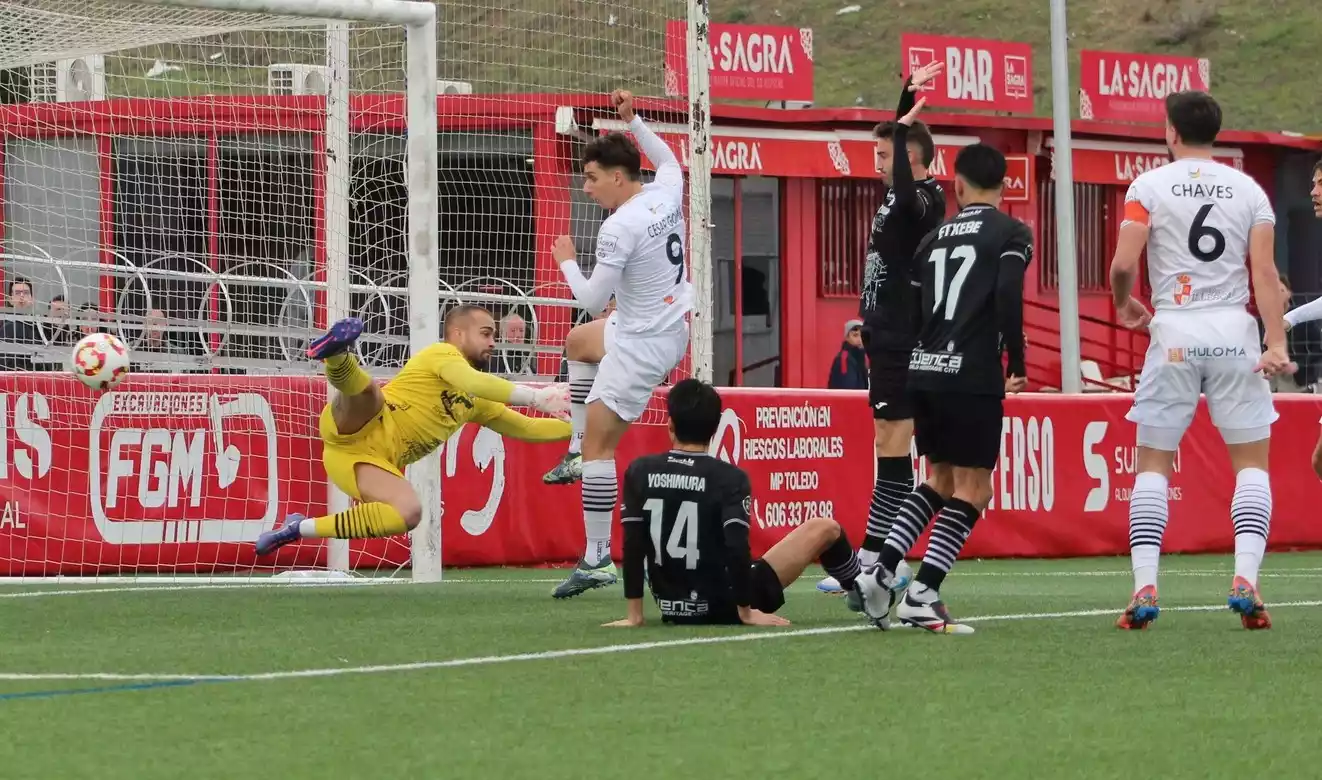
[1126,308,1277,444]
[588,312,689,422]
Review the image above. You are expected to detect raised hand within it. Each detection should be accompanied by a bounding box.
[612,89,636,122]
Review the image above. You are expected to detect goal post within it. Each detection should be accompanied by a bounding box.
[684,0,714,383]
[0,0,710,584]
[0,0,437,583]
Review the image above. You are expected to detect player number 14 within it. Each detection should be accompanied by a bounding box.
[928,244,977,320]
[644,497,700,570]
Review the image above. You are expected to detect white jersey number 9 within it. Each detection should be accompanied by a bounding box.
[665,232,685,285]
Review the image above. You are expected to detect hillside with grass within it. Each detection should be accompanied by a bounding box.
[714,0,1322,133]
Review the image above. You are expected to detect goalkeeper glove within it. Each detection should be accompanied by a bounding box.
[525,383,572,421]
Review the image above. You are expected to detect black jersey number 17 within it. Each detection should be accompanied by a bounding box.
[928,245,977,320]
[666,232,685,285]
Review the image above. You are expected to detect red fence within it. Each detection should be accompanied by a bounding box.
[0,374,1318,575]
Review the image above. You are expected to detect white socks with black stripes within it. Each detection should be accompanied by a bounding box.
[1231,467,1271,586]
[1128,472,1169,593]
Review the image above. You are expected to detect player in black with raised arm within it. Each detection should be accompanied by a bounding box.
[853,143,1032,635]
[819,62,948,598]
[606,379,884,627]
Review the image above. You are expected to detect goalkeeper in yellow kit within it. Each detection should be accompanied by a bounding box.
[255,304,572,555]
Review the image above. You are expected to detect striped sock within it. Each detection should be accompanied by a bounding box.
[914,499,979,593]
[1129,471,1169,592]
[324,352,372,396]
[1232,467,1271,586]
[879,483,945,574]
[305,502,409,539]
[861,456,915,553]
[567,361,597,456]
[581,459,617,565]
[819,528,861,590]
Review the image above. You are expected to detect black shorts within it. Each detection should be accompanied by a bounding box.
[862,324,913,421]
[912,390,1003,470]
[660,560,786,626]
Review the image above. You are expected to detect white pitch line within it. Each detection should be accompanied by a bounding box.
[5,566,1322,600]
[0,579,407,599]
[4,600,1320,684]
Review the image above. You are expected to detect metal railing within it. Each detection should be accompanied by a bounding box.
[1024,298,1147,392]
[0,250,583,376]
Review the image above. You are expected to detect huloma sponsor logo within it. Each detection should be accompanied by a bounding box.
[1167,345,1248,363]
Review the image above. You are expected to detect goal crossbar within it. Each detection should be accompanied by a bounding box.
[132,0,436,25]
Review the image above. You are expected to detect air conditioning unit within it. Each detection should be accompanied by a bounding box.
[268,64,329,96]
[438,79,473,95]
[29,55,106,103]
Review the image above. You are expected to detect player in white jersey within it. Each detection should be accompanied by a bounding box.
[1279,159,1322,478]
[1109,91,1293,631]
[546,89,692,599]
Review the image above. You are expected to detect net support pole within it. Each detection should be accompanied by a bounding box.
[403,13,442,582]
[323,20,351,572]
[685,0,714,383]
[1049,0,1083,393]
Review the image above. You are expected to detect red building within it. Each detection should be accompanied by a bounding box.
[1,93,1317,385]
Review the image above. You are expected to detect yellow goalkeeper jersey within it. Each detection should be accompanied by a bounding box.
[376,342,568,468]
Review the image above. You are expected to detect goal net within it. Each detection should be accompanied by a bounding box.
[0,0,711,582]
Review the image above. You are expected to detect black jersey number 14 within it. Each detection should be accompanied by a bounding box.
[644,497,700,570]
[928,245,977,320]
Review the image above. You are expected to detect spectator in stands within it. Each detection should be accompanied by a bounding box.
[492,312,534,376]
[133,308,191,373]
[0,277,41,370]
[139,309,170,351]
[29,295,78,371]
[827,319,869,390]
[46,295,78,347]
[78,303,106,336]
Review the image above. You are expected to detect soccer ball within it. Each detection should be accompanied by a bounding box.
[71,333,131,391]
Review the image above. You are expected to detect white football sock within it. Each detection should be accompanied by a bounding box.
[1231,467,1271,587]
[567,361,597,456]
[1128,471,1169,592]
[581,458,616,565]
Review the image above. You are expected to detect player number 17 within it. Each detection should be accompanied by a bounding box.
[928,244,976,320]
[644,497,700,570]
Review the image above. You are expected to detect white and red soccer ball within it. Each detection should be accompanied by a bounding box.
[71,332,130,391]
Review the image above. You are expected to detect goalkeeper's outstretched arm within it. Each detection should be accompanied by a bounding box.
[426,344,565,414]
[478,403,572,442]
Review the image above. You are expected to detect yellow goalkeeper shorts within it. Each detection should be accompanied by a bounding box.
[318,403,406,499]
